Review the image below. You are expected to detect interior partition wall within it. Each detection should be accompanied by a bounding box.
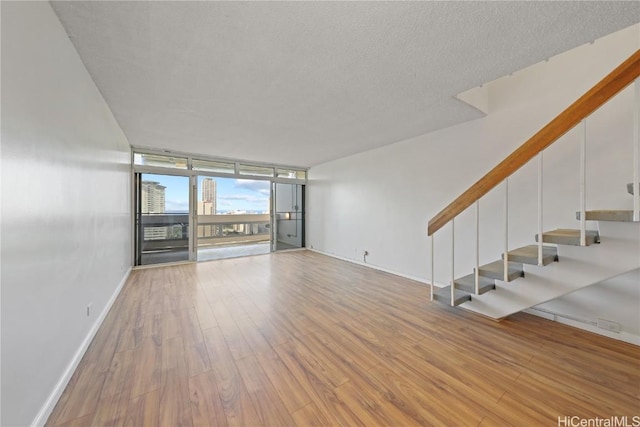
[132,149,306,266]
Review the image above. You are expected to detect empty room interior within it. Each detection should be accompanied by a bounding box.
[2,1,640,426]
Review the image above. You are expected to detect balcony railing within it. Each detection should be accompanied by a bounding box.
[197,214,271,247]
[140,213,189,252]
[139,213,271,255]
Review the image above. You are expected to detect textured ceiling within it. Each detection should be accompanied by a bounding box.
[51,1,640,167]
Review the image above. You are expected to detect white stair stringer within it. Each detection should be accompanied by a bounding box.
[458,221,640,320]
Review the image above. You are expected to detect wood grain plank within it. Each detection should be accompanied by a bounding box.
[235,317,274,356]
[478,415,516,427]
[114,328,136,354]
[88,350,135,426]
[211,362,263,427]
[129,338,162,398]
[124,389,159,427]
[334,379,418,427]
[254,350,312,413]
[235,355,296,426]
[367,366,448,425]
[278,337,350,389]
[162,309,182,341]
[311,325,379,371]
[180,340,209,379]
[90,391,129,427]
[290,403,333,427]
[49,362,106,425]
[82,323,120,373]
[161,337,188,374]
[159,368,194,427]
[273,341,365,426]
[180,308,204,346]
[405,339,511,402]
[188,371,228,427]
[47,361,85,425]
[385,349,491,424]
[52,414,95,427]
[253,315,295,347]
[194,300,218,330]
[203,327,236,368]
[218,319,254,361]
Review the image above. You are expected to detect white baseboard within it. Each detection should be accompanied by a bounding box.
[31,267,132,427]
[524,308,640,346]
[307,247,447,288]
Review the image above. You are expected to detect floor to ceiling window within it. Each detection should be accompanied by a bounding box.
[273,182,305,251]
[132,150,306,266]
[134,173,191,266]
[196,176,271,262]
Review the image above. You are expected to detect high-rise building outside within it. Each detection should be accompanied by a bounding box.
[197,201,216,215]
[202,178,217,203]
[198,178,217,215]
[141,181,166,213]
[198,178,218,238]
[141,180,167,240]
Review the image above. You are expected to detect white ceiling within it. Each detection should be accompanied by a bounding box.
[51,1,639,168]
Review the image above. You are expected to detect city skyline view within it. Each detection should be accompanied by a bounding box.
[142,174,270,213]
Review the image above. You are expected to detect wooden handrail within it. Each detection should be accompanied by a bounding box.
[428,49,640,236]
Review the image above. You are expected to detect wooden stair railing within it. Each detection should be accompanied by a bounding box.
[428,49,640,236]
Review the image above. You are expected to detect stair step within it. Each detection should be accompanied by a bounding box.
[535,229,600,246]
[476,260,524,281]
[453,274,496,294]
[433,286,471,306]
[628,183,639,195]
[503,245,558,266]
[576,210,637,222]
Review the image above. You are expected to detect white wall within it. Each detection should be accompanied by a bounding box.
[1,2,132,426]
[530,269,640,344]
[307,25,640,338]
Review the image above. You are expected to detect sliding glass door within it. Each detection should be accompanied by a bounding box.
[272,183,304,251]
[196,176,271,261]
[134,173,191,266]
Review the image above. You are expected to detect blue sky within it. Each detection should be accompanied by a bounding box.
[142,174,270,213]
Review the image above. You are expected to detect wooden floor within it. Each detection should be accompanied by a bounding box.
[47,250,640,427]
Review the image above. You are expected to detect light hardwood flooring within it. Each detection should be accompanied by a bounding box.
[47,250,640,426]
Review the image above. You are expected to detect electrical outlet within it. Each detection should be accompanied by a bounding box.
[597,318,621,333]
[86,303,93,317]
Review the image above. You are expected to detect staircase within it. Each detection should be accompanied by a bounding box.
[433,183,640,319]
[428,50,640,320]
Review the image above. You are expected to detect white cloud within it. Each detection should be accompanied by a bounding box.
[219,194,268,205]
[234,179,270,194]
